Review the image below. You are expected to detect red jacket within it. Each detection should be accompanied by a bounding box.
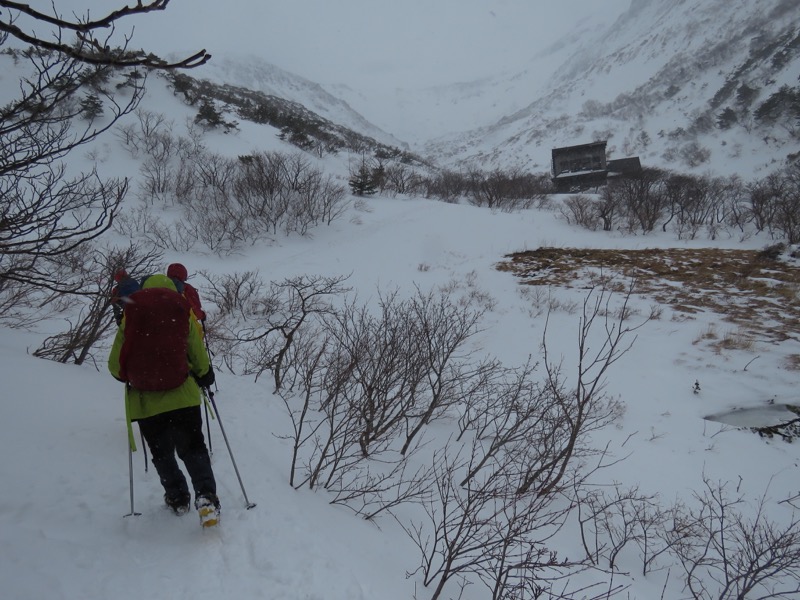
[182,282,206,321]
[166,263,206,321]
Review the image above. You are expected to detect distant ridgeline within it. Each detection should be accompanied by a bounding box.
[164,71,429,167]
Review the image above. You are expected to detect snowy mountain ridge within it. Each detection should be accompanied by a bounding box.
[195,54,406,149]
[193,0,800,181]
[424,0,800,178]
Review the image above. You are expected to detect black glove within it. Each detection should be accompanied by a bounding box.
[194,366,215,389]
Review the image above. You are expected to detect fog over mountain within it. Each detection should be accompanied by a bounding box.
[188,0,799,180]
[423,0,800,177]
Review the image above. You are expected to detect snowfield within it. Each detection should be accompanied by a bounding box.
[3,1,800,598]
[3,191,799,600]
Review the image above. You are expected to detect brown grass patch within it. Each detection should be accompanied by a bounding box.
[784,354,800,371]
[497,247,800,344]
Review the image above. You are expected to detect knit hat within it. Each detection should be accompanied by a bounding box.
[166,263,188,282]
[117,277,140,298]
[113,268,128,282]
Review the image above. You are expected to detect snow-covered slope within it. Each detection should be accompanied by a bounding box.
[157,0,799,181]
[4,188,800,600]
[197,54,407,149]
[424,0,800,178]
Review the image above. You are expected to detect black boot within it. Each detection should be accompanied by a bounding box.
[164,493,190,515]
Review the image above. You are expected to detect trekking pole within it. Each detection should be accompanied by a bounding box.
[140,428,148,473]
[124,440,141,517]
[201,323,215,455]
[202,387,256,509]
[202,393,213,456]
[122,391,141,517]
[200,319,215,389]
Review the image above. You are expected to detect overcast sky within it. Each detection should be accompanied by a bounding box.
[45,0,631,89]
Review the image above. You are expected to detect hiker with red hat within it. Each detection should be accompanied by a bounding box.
[167,263,206,323]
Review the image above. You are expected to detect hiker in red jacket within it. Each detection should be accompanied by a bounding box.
[167,263,206,323]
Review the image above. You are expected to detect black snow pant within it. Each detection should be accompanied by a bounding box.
[137,405,216,504]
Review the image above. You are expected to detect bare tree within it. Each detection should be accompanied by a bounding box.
[0,2,209,69]
[517,284,643,498]
[383,162,421,196]
[561,195,600,230]
[723,175,750,234]
[397,285,644,600]
[202,270,265,321]
[467,168,536,212]
[748,173,783,234]
[424,169,469,203]
[1,167,127,293]
[33,242,163,365]
[400,288,486,455]
[595,185,622,232]
[231,274,350,390]
[401,442,574,600]
[327,456,434,521]
[576,483,674,575]
[669,477,800,600]
[668,175,716,240]
[614,168,666,234]
[457,359,551,488]
[0,0,209,314]
[769,163,800,244]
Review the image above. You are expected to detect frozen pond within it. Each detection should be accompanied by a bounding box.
[705,403,800,428]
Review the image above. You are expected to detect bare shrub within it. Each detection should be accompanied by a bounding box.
[139,152,175,202]
[401,443,574,600]
[227,274,351,391]
[202,270,265,320]
[679,142,711,168]
[170,150,348,253]
[595,186,622,231]
[402,285,642,600]
[241,282,490,527]
[518,286,580,318]
[383,162,423,196]
[467,167,544,212]
[424,169,469,203]
[528,285,643,498]
[561,195,599,230]
[576,483,675,575]
[315,285,484,459]
[613,168,667,234]
[712,329,755,352]
[33,242,163,365]
[668,477,800,600]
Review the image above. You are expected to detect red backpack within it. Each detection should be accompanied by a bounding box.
[118,287,191,391]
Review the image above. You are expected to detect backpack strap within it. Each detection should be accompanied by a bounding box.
[170,277,185,294]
